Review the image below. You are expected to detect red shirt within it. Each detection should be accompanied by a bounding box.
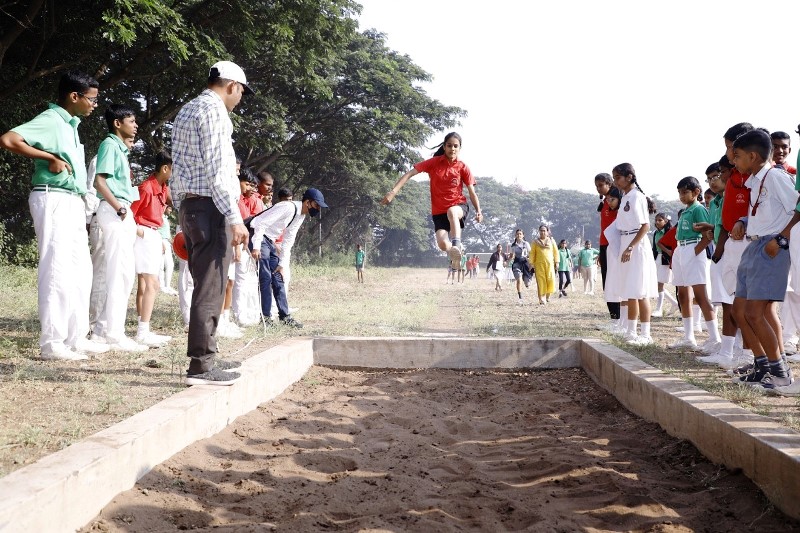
[131,175,168,229]
[721,169,750,232]
[659,225,677,266]
[414,155,475,215]
[599,198,617,246]
[238,194,261,219]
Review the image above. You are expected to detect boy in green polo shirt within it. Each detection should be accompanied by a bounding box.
[0,71,106,361]
[93,104,146,352]
[578,240,599,295]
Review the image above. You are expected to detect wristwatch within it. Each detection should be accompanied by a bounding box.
[117,206,127,218]
[775,235,789,250]
[626,246,633,251]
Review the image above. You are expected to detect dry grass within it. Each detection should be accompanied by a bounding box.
[1,265,798,478]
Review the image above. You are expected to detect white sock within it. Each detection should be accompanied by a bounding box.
[656,292,665,311]
[706,320,721,343]
[640,321,651,337]
[137,321,149,337]
[720,335,735,357]
[683,317,696,341]
[734,329,743,348]
[693,306,702,329]
[620,315,629,331]
[627,318,638,336]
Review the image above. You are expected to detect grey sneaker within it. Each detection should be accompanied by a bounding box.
[760,373,793,390]
[215,359,242,372]
[447,244,462,270]
[185,367,241,386]
[281,316,304,329]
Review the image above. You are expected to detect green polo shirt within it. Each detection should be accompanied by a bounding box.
[11,103,87,194]
[676,201,709,241]
[578,247,598,267]
[709,194,724,243]
[95,133,138,204]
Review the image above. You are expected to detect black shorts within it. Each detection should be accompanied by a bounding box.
[432,203,469,233]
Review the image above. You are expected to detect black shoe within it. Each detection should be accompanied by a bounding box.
[185,367,241,386]
[262,316,276,327]
[734,363,768,384]
[215,359,242,372]
[281,316,303,328]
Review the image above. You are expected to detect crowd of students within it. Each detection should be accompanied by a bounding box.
[1,64,327,386]
[593,123,800,396]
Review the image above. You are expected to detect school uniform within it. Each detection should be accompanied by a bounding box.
[232,193,262,325]
[706,194,732,305]
[11,104,93,357]
[598,198,620,318]
[652,227,673,285]
[616,188,657,300]
[95,134,139,345]
[672,201,711,288]
[131,176,168,275]
[736,167,796,301]
[85,155,108,339]
[602,221,624,305]
[719,169,750,297]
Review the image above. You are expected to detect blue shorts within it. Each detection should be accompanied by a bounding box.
[735,235,789,301]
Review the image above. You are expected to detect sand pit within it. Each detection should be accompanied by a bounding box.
[81,366,798,532]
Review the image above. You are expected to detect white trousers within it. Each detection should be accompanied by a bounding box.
[88,213,107,336]
[232,252,261,325]
[29,190,92,355]
[97,201,136,342]
[177,258,194,327]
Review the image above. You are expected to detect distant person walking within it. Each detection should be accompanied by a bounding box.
[530,225,557,305]
[486,244,506,291]
[355,244,365,283]
[577,240,599,295]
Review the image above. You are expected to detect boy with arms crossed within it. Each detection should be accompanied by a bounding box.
[0,71,105,360]
[730,130,800,390]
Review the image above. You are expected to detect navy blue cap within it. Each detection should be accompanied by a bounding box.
[302,188,328,208]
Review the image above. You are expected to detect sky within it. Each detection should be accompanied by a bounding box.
[357,0,800,200]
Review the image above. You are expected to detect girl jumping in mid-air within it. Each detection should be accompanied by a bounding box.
[612,163,658,345]
[382,132,483,269]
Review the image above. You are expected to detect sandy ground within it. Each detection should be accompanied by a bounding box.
[82,366,799,532]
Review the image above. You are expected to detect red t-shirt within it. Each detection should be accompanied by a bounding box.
[238,194,261,219]
[131,176,168,229]
[721,169,750,232]
[599,198,617,246]
[414,155,475,215]
[659,226,677,266]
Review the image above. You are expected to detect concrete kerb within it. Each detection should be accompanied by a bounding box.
[1,336,800,532]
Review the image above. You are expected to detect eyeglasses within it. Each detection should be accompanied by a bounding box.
[79,93,99,105]
[705,175,721,183]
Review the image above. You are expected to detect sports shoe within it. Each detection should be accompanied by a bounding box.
[161,287,179,296]
[698,340,722,355]
[783,341,798,356]
[733,363,769,385]
[217,319,243,339]
[185,367,241,386]
[768,378,800,396]
[628,335,654,346]
[669,338,697,349]
[447,244,462,270]
[281,316,304,329]
[785,353,800,363]
[760,372,793,390]
[215,359,243,372]
[697,352,733,366]
[731,362,754,376]
[89,333,107,343]
[135,332,172,347]
[108,337,149,352]
[40,348,89,361]
[74,338,110,354]
[650,309,663,318]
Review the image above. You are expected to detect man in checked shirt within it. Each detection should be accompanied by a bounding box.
[171,61,253,386]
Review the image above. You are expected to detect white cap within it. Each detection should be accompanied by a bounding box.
[209,60,254,95]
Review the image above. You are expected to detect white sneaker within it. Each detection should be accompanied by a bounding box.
[108,337,149,352]
[447,244,463,270]
[669,338,697,349]
[698,340,722,355]
[651,309,663,318]
[160,287,178,296]
[217,320,243,339]
[74,338,110,354]
[586,291,594,296]
[40,348,89,361]
[623,332,639,344]
[786,353,800,363]
[135,332,172,347]
[89,333,107,343]
[697,352,733,366]
[628,335,654,346]
[770,378,800,396]
[783,341,798,356]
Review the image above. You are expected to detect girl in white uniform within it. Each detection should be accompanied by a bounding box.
[612,163,658,345]
[602,186,625,334]
[651,213,679,316]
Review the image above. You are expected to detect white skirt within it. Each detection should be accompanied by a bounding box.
[655,259,672,285]
[618,233,658,300]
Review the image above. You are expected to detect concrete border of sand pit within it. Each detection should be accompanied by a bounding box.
[1,337,799,532]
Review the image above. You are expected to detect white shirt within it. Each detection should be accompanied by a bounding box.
[84,155,99,224]
[615,188,649,232]
[250,200,306,268]
[744,165,797,237]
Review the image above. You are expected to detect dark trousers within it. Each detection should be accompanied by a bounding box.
[180,197,231,374]
[558,270,571,291]
[598,244,620,319]
[258,239,290,319]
